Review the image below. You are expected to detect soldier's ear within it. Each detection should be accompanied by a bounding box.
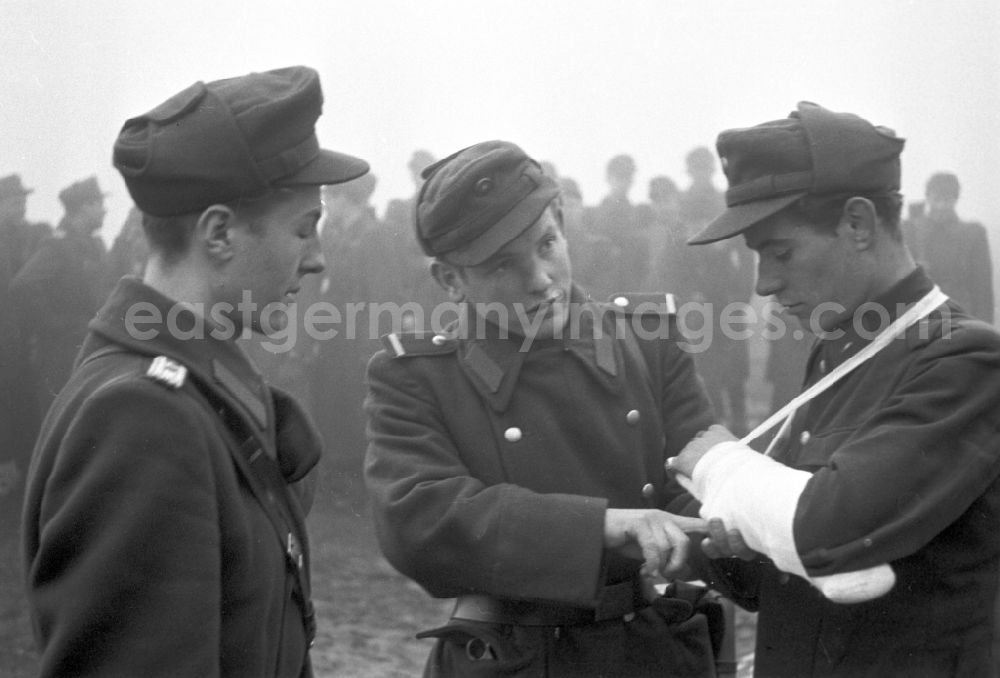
[841,197,878,251]
[431,260,465,302]
[198,205,236,262]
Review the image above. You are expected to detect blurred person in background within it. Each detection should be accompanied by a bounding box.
[308,172,381,471]
[0,174,51,502]
[679,147,754,436]
[384,148,448,330]
[12,176,109,417]
[904,171,993,324]
[105,204,150,285]
[576,153,645,296]
[640,175,693,299]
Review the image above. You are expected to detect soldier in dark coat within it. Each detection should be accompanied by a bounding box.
[0,174,52,273]
[679,147,754,435]
[307,173,381,468]
[22,65,369,678]
[0,174,51,500]
[576,154,647,298]
[670,102,1000,677]
[364,140,722,677]
[382,149,448,330]
[105,204,150,285]
[11,176,109,419]
[904,172,994,324]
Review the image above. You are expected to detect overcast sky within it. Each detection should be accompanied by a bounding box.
[3,0,998,245]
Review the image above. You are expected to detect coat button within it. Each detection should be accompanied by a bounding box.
[779,573,790,584]
[818,359,827,374]
[431,334,448,346]
[504,427,522,442]
[626,409,640,425]
[641,483,655,499]
[799,430,811,445]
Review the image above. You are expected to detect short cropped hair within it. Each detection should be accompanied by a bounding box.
[141,212,199,265]
[141,191,285,265]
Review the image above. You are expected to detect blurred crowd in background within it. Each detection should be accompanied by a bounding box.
[0,147,993,499]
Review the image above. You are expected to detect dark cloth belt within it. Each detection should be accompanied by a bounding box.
[450,578,645,627]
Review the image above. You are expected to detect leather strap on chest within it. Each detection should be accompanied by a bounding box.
[190,381,317,646]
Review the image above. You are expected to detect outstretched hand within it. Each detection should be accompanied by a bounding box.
[603,508,708,579]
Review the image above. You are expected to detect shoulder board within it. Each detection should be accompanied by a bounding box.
[144,355,188,389]
[381,331,458,358]
[606,292,677,315]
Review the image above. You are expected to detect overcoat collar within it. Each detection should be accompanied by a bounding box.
[455,285,624,412]
[86,276,272,436]
[812,266,935,372]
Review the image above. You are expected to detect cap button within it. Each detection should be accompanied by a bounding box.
[626,409,640,425]
[474,177,494,195]
[504,427,522,443]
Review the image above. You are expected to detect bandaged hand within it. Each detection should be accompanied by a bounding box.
[665,429,896,604]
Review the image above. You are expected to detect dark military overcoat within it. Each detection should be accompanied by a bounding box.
[365,287,719,676]
[22,277,320,677]
[696,268,1000,677]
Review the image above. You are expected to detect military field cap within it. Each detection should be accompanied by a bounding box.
[0,174,32,198]
[416,140,560,266]
[113,65,369,217]
[689,101,905,245]
[59,176,107,211]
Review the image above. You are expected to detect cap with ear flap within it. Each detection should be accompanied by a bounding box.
[688,101,905,245]
[415,140,560,266]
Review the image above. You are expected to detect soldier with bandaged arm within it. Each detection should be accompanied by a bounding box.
[668,102,1000,677]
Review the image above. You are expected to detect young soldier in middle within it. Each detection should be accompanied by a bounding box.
[364,140,719,677]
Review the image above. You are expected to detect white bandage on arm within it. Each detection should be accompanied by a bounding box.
[688,441,896,604]
[692,441,811,577]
